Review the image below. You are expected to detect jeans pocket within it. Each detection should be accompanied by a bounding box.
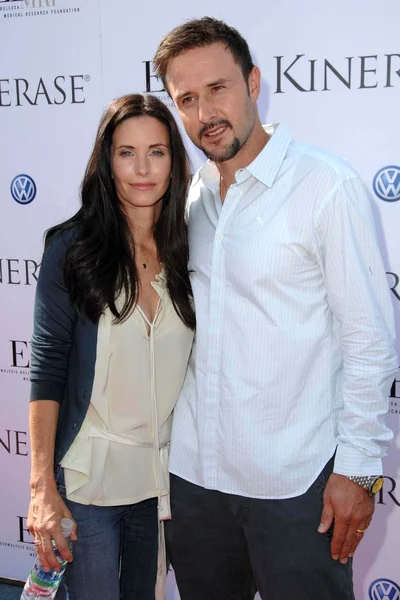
[313,469,326,507]
[57,483,67,497]
[313,462,334,541]
[55,465,66,496]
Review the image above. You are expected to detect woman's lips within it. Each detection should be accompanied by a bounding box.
[129,183,157,190]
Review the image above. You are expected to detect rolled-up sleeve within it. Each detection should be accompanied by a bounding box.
[30,232,77,403]
[314,175,398,476]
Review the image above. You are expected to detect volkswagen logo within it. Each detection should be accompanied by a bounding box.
[373,166,400,202]
[369,578,400,600]
[10,174,37,205]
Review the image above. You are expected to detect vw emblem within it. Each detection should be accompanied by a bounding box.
[369,578,400,600]
[10,174,37,205]
[373,165,400,202]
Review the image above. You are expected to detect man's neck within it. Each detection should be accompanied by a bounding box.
[218,123,270,201]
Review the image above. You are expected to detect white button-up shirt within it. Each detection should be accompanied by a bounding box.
[169,123,397,499]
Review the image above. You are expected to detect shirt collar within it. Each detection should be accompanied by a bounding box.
[246,123,291,187]
[192,123,291,190]
[192,159,218,190]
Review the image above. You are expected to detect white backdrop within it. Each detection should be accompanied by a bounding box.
[1,1,399,599]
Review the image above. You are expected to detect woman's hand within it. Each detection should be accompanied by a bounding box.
[27,480,77,572]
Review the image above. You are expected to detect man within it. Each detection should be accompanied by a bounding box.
[153,17,397,599]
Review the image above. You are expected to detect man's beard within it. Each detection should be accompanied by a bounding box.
[201,136,241,163]
[197,119,242,163]
[197,113,254,163]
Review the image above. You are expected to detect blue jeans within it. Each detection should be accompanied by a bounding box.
[55,471,158,600]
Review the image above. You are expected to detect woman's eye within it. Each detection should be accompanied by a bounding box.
[151,150,164,157]
[120,150,132,157]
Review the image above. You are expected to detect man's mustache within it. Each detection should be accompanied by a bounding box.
[199,119,232,139]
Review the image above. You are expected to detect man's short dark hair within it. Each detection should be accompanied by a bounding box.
[153,16,255,89]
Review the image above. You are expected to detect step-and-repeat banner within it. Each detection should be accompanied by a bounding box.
[1,1,399,598]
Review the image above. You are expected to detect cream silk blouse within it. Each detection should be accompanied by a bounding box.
[61,271,194,597]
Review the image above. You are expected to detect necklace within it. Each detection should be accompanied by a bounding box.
[141,262,162,270]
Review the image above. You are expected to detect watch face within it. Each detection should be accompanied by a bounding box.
[371,477,384,494]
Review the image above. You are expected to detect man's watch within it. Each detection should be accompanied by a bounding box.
[345,475,384,497]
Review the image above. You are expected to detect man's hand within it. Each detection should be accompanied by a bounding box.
[317,473,375,564]
[27,480,77,572]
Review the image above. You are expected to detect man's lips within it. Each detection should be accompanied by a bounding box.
[203,125,228,139]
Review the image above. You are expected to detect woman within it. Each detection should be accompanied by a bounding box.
[27,93,195,600]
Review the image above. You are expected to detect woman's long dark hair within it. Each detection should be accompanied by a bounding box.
[46,94,195,329]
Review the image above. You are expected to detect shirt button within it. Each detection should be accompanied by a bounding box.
[217,233,224,240]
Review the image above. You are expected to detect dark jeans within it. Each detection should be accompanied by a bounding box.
[55,470,158,600]
[165,458,355,600]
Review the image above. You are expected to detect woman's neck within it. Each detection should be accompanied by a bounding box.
[125,204,161,247]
